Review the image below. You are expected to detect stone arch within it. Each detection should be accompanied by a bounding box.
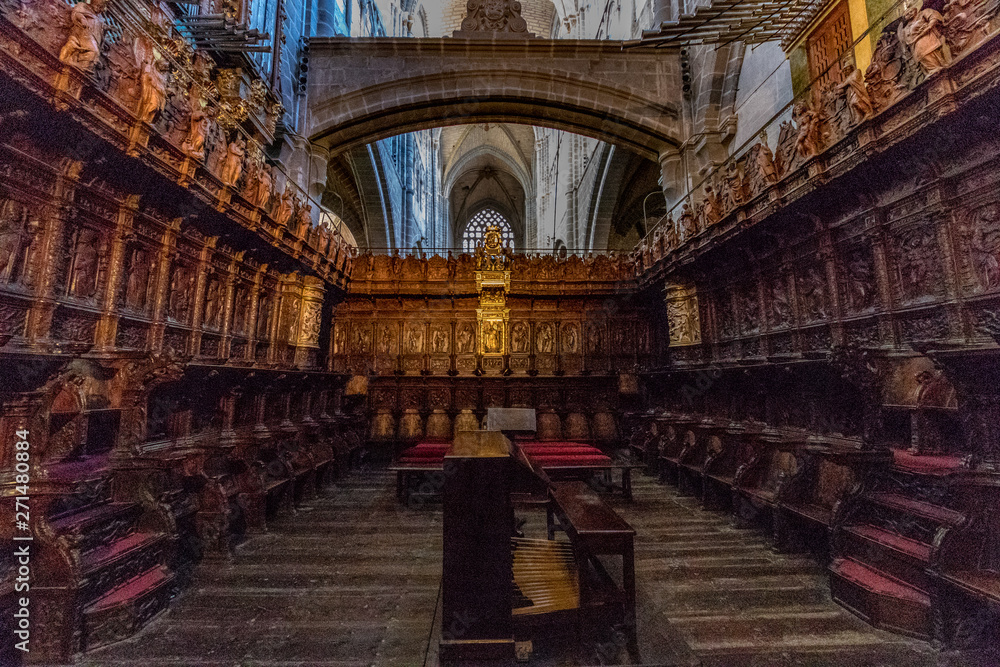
[306,41,684,162]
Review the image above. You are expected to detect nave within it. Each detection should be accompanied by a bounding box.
[84,470,961,667]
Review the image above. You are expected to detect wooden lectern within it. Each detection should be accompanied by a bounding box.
[440,430,516,663]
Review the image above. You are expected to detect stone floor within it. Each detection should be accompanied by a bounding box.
[86,469,979,666]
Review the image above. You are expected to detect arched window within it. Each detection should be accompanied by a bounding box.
[462,208,513,252]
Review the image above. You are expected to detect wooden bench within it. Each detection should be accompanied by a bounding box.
[657,414,698,487]
[731,428,805,536]
[703,420,763,511]
[546,481,637,633]
[677,418,727,500]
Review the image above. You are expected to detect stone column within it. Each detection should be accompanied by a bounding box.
[658,148,684,212]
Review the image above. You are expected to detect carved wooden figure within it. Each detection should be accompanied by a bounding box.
[898,1,952,75]
[219,137,246,187]
[58,0,107,73]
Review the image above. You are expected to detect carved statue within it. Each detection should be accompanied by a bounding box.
[247,164,273,210]
[0,199,25,280]
[835,60,874,125]
[793,103,822,160]
[232,289,249,334]
[169,265,195,321]
[136,53,168,124]
[944,0,992,56]
[702,185,721,227]
[181,108,210,161]
[219,137,246,187]
[865,30,915,112]
[456,323,475,353]
[483,320,502,354]
[966,205,1000,290]
[679,202,697,240]
[510,321,528,353]
[295,202,313,237]
[70,228,99,298]
[405,324,424,354]
[431,326,449,354]
[204,278,223,328]
[846,250,877,311]
[562,323,579,354]
[723,160,745,210]
[756,139,779,185]
[273,187,295,228]
[898,1,951,76]
[377,324,394,354]
[798,266,828,321]
[59,0,108,73]
[770,278,792,326]
[124,248,150,310]
[536,323,553,353]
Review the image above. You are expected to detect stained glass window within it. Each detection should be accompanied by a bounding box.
[462,208,512,253]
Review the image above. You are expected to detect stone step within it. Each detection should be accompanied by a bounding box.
[829,557,930,640]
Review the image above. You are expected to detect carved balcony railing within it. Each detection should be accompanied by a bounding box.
[635,0,1000,274]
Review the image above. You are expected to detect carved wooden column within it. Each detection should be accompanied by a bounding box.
[869,221,896,344]
[25,160,82,347]
[295,276,325,369]
[150,218,182,353]
[219,253,240,360]
[189,237,218,357]
[244,263,266,365]
[96,194,139,351]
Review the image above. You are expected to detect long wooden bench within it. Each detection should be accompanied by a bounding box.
[731,428,805,536]
[703,420,763,511]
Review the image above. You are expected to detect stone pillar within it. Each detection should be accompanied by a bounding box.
[658,147,684,212]
[315,0,341,37]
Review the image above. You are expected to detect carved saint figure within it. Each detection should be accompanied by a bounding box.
[799,266,828,321]
[967,205,1000,290]
[204,278,223,329]
[273,188,295,228]
[679,202,697,240]
[181,108,210,161]
[405,324,424,354]
[898,2,951,76]
[536,322,553,353]
[59,0,108,73]
[219,137,246,187]
[333,323,345,354]
[70,228,99,298]
[431,326,449,354]
[295,202,313,237]
[136,54,168,124]
[793,103,821,159]
[836,60,873,125]
[562,323,579,354]
[124,248,150,310]
[169,266,195,321]
[483,320,502,354]
[587,323,603,353]
[702,185,721,227]
[756,140,779,184]
[376,324,394,354]
[0,199,25,280]
[456,323,475,353]
[510,321,528,353]
[249,164,274,210]
[944,0,990,55]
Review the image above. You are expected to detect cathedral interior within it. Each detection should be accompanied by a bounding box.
[2,0,1000,664]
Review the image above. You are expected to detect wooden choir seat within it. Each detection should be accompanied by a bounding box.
[731,429,803,535]
[677,419,726,499]
[702,421,763,511]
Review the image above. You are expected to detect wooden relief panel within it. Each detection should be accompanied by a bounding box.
[892,223,945,304]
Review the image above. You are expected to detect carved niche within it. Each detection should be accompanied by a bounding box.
[404,322,425,355]
[168,264,196,324]
[768,274,793,329]
[0,197,35,286]
[665,283,702,346]
[957,203,1000,293]
[840,243,878,313]
[67,227,101,299]
[202,276,224,330]
[456,322,476,355]
[893,223,945,303]
[796,264,829,323]
[535,322,554,354]
[561,322,580,354]
[123,246,152,312]
[509,320,529,354]
[376,322,397,356]
[430,323,450,354]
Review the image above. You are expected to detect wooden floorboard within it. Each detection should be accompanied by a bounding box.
[84,468,963,666]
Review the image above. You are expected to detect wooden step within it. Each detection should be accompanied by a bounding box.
[829,558,930,640]
[82,566,174,651]
[867,492,964,526]
[49,502,143,555]
[78,532,170,608]
[842,525,932,593]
